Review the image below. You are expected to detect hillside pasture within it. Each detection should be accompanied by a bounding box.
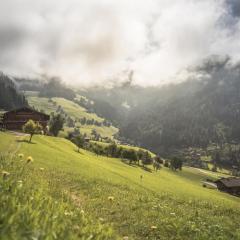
[0,132,240,239]
[91,140,156,157]
[27,95,118,139]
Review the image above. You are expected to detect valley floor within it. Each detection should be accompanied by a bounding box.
[0,131,240,239]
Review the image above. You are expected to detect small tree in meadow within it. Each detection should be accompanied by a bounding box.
[73,135,85,152]
[49,114,64,136]
[211,164,217,172]
[107,143,118,157]
[170,157,183,171]
[137,150,144,165]
[128,149,138,164]
[142,151,152,166]
[164,160,170,168]
[23,120,43,142]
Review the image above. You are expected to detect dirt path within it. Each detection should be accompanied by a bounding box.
[8,131,29,137]
[5,132,27,156]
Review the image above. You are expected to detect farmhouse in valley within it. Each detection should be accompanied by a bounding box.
[0,107,50,131]
[215,177,240,196]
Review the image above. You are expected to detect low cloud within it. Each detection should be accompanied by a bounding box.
[0,0,240,86]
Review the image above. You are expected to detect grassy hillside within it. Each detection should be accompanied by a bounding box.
[91,140,156,157]
[0,132,240,239]
[26,93,118,139]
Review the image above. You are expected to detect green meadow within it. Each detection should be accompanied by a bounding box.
[91,140,156,157]
[27,95,118,139]
[0,132,240,239]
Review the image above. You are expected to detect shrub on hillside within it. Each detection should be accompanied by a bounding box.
[23,120,43,142]
[211,165,217,172]
[49,114,65,137]
[141,151,153,166]
[163,160,170,168]
[121,149,138,164]
[170,157,183,171]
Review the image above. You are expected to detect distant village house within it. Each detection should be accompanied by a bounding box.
[215,177,240,196]
[0,107,50,131]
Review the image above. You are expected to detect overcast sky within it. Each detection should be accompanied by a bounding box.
[0,0,240,86]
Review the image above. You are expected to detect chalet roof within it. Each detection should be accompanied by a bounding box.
[4,106,49,117]
[215,177,240,188]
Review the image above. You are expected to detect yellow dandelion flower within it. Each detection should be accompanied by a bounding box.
[17,180,23,188]
[27,156,34,163]
[151,226,157,230]
[108,196,114,201]
[80,210,85,215]
[64,211,73,216]
[18,153,24,158]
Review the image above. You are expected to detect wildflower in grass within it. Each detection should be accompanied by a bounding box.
[80,209,85,215]
[108,196,114,201]
[2,170,10,179]
[123,236,129,240]
[17,180,23,188]
[64,211,73,216]
[39,167,44,171]
[27,156,34,163]
[170,212,176,216]
[73,225,80,231]
[18,153,24,158]
[151,226,157,230]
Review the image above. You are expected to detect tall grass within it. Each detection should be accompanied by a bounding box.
[1,132,240,239]
[0,154,116,240]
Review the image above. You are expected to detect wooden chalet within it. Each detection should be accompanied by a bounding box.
[0,107,50,131]
[215,177,240,196]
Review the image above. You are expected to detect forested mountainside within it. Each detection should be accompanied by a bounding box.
[3,56,240,154]
[82,57,240,153]
[16,77,76,101]
[0,72,28,110]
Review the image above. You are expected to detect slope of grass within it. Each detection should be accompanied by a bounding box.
[27,96,102,121]
[27,95,118,139]
[0,154,115,239]
[1,132,240,240]
[0,131,19,154]
[91,140,156,157]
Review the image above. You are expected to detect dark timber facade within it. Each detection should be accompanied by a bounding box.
[1,107,50,131]
[215,177,240,196]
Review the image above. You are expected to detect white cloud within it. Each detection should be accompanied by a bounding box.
[0,0,240,86]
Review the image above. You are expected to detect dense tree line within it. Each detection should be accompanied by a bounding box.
[78,117,111,127]
[119,58,240,153]
[67,130,155,166]
[0,72,28,110]
[209,145,240,175]
[82,57,240,159]
[39,78,75,100]
[68,133,183,171]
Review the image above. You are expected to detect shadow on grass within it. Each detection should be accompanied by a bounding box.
[16,139,36,145]
[74,149,84,154]
[141,165,152,173]
[120,159,140,168]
